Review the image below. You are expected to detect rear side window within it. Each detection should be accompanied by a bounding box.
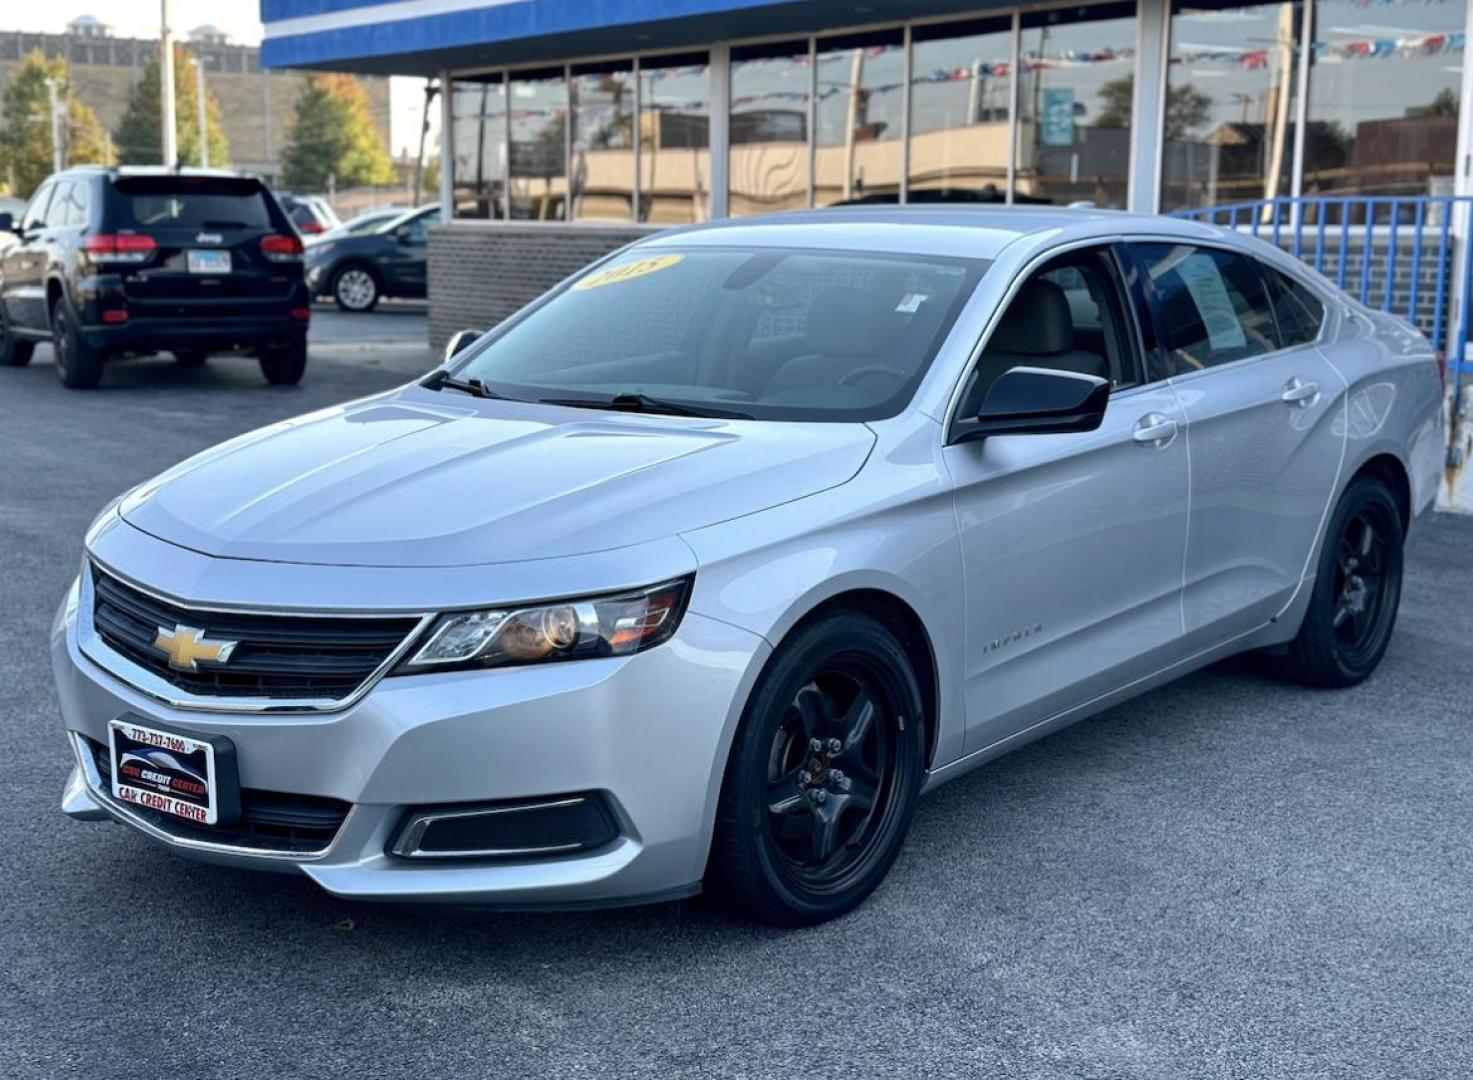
[1265,267,1324,346]
[109,177,272,231]
[55,181,88,227]
[1134,242,1277,373]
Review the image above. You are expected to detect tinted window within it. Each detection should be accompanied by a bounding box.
[399,209,440,242]
[111,177,271,230]
[1266,267,1324,346]
[1135,243,1276,372]
[56,180,88,227]
[21,183,55,231]
[456,247,987,421]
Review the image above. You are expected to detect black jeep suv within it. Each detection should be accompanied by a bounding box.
[0,167,310,389]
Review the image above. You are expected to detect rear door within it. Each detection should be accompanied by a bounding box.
[102,175,297,315]
[2,180,56,330]
[944,242,1192,754]
[1126,240,1345,643]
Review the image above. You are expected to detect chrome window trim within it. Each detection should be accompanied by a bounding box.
[68,731,344,861]
[77,562,435,715]
[391,797,595,859]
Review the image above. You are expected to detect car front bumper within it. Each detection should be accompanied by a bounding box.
[53,568,769,909]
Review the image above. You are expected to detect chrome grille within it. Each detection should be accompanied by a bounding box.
[87,564,423,706]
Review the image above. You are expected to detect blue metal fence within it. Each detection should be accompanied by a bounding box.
[1173,196,1473,398]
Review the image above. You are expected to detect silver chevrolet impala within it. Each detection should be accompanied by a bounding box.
[53,208,1445,925]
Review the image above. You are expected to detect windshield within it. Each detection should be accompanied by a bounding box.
[454,246,987,421]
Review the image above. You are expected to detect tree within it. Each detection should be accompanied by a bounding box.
[0,49,112,197]
[1094,75,1211,141]
[1407,88,1459,119]
[114,47,230,167]
[281,75,394,189]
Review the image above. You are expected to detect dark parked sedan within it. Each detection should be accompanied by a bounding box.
[304,204,438,311]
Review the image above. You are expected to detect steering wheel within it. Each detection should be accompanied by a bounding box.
[838,364,909,387]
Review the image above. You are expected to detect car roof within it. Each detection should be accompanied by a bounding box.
[640,206,1225,260]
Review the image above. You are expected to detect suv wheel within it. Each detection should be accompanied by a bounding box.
[332,265,380,312]
[51,294,104,389]
[259,339,307,385]
[1277,475,1405,687]
[0,308,35,367]
[707,612,926,926]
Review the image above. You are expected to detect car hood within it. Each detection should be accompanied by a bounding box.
[118,388,875,568]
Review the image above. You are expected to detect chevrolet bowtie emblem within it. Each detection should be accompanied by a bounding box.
[152,625,238,672]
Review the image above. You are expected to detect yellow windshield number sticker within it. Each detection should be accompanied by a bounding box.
[572,254,683,291]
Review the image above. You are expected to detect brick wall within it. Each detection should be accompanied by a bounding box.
[427,224,655,347]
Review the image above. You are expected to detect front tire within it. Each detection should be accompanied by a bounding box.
[51,294,104,389]
[1278,475,1404,687]
[0,307,35,367]
[331,264,380,312]
[259,339,307,385]
[707,613,926,926]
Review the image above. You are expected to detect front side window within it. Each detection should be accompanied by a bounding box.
[21,182,55,231]
[1133,242,1277,372]
[961,246,1136,415]
[454,247,987,421]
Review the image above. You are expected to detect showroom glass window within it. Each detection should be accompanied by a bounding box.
[570,61,635,222]
[813,29,904,206]
[1160,0,1302,212]
[908,17,1014,203]
[639,51,712,224]
[509,67,569,220]
[1017,2,1138,208]
[451,74,507,219]
[730,40,811,216]
[1303,0,1463,196]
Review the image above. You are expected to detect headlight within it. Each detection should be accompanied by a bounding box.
[398,577,693,673]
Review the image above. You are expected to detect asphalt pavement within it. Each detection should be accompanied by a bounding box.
[2,312,1472,1078]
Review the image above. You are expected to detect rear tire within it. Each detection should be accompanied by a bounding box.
[259,339,307,385]
[331,264,380,312]
[0,308,35,367]
[51,294,104,389]
[174,349,208,368]
[1277,476,1404,688]
[707,613,926,926]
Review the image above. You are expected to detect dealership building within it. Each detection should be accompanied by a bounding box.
[260,0,1473,377]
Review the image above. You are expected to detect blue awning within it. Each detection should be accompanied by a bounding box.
[260,0,999,75]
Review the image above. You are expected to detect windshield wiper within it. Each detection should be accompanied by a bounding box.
[539,392,755,420]
[420,369,504,399]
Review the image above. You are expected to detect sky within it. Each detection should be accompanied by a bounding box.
[8,3,435,156]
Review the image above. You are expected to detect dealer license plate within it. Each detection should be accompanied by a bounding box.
[109,719,219,825]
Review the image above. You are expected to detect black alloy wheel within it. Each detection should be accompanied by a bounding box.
[1279,475,1404,687]
[709,612,926,925]
[52,295,104,389]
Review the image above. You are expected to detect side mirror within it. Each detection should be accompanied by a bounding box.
[443,328,483,364]
[950,366,1110,444]
[0,212,12,233]
[395,226,416,244]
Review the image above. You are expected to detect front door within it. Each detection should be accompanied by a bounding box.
[943,244,1192,755]
[1127,241,1345,642]
[1,180,56,330]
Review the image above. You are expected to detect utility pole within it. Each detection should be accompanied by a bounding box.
[160,0,178,166]
[44,78,64,173]
[191,57,209,168]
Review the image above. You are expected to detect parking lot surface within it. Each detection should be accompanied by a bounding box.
[2,314,1471,1078]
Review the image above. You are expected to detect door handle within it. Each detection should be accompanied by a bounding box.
[1281,377,1320,407]
[1132,412,1178,447]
